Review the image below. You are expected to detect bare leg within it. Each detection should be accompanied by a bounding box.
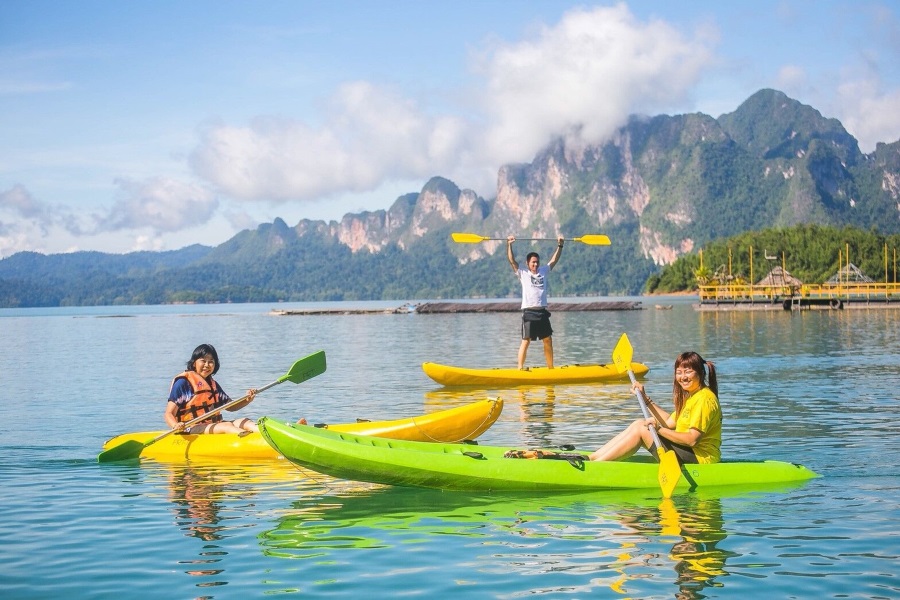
[589,419,655,461]
[542,336,554,368]
[234,417,258,433]
[190,421,241,434]
[188,419,257,434]
[518,339,531,370]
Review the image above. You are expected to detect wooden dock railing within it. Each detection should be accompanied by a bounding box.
[698,282,900,305]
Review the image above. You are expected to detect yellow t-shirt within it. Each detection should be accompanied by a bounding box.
[675,387,722,463]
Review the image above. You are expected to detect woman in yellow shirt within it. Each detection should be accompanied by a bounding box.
[590,351,722,464]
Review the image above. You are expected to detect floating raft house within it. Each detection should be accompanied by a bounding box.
[697,263,900,311]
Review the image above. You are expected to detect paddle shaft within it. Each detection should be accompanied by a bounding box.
[611,332,681,498]
[451,232,610,245]
[508,237,581,241]
[626,369,666,450]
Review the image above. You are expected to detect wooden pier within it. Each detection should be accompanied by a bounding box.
[272,300,642,316]
[696,282,900,311]
[415,301,641,313]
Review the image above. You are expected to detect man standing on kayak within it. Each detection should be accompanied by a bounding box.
[507,235,565,370]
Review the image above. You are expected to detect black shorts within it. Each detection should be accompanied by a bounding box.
[650,436,698,464]
[521,308,552,341]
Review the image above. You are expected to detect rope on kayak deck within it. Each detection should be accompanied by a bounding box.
[503,449,587,470]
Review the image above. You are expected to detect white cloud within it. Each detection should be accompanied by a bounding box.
[775,65,808,90]
[222,208,260,232]
[836,79,900,151]
[0,186,55,255]
[187,4,715,208]
[0,187,50,256]
[829,7,900,152]
[189,82,471,203]
[131,234,166,252]
[98,177,218,232]
[0,184,50,222]
[0,178,227,258]
[477,4,715,165]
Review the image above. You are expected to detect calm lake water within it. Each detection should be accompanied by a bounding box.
[1,298,898,599]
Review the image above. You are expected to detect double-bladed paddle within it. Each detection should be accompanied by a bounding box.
[451,232,611,246]
[612,333,681,498]
[97,350,327,463]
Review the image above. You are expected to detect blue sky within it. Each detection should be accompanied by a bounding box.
[1,0,898,257]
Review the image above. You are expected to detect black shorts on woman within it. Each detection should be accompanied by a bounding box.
[521,308,552,341]
[649,436,698,464]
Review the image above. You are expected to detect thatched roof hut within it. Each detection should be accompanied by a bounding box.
[756,266,803,287]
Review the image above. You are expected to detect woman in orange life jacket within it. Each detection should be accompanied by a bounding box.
[164,343,259,434]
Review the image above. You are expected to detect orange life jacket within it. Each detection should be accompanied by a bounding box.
[172,371,224,424]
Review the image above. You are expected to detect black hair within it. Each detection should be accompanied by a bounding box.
[526,251,540,263]
[187,343,220,375]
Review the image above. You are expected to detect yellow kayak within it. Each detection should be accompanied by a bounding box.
[101,398,503,461]
[422,362,649,386]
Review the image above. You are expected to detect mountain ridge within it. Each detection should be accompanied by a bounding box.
[2,88,898,307]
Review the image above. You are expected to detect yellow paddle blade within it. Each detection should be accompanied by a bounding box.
[451,232,490,243]
[612,333,633,374]
[573,234,611,245]
[658,498,681,536]
[657,447,682,498]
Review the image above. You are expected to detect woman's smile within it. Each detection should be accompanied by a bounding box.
[676,369,700,393]
[194,358,216,377]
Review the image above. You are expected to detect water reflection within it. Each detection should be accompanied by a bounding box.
[625,496,734,599]
[515,386,557,447]
[258,485,804,596]
[155,461,324,586]
[168,466,228,543]
[6,302,900,598]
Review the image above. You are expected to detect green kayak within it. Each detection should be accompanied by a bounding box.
[258,417,819,493]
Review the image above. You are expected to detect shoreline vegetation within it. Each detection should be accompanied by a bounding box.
[2,225,898,309]
[647,224,900,294]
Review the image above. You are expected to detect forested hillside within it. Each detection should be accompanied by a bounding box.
[647,225,900,293]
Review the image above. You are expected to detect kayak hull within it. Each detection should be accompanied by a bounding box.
[259,417,820,493]
[422,361,650,386]
[102,398,502,461]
